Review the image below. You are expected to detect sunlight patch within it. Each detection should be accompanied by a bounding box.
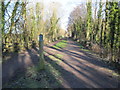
[55,54,63,59]
[48,55,62,63]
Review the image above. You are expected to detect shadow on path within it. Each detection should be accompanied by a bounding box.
[2,49,39,85]
[44,39,119,88]
[2,39,119,88]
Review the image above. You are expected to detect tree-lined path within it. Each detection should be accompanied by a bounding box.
[3,39,119,88]
[1,0,120,88]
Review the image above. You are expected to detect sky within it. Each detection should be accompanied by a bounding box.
[49,0,86,30]
[44,0,86,30]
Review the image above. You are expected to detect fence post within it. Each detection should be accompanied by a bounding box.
[39,34,45,70]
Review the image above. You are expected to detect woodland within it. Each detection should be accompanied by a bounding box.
[1,0,120,88]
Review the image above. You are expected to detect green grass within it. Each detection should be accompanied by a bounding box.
[52,40,67,49]
[55,54,63,59]
[61,40,67,43]
[48,55,62,63]
[52,45,61,49]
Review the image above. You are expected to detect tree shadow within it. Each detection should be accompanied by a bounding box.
[31,46,98,88]
[2,52,20,85]
[44,54,93,88]
[65,44,120,72]
[44,51,118,88]
[2,40,119,88]
[2,48,64,88]
[45,42,119,77]
[66,40,120,72]
[46,44,114,71]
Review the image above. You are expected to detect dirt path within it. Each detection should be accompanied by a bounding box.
[2,39,61,85]
[44,39,119,88]
[2,49,39,85]
[2,39,119,88]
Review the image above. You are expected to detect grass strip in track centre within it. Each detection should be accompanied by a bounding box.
[52,40,67,49]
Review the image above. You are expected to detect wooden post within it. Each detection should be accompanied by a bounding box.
[39,34,45,70]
